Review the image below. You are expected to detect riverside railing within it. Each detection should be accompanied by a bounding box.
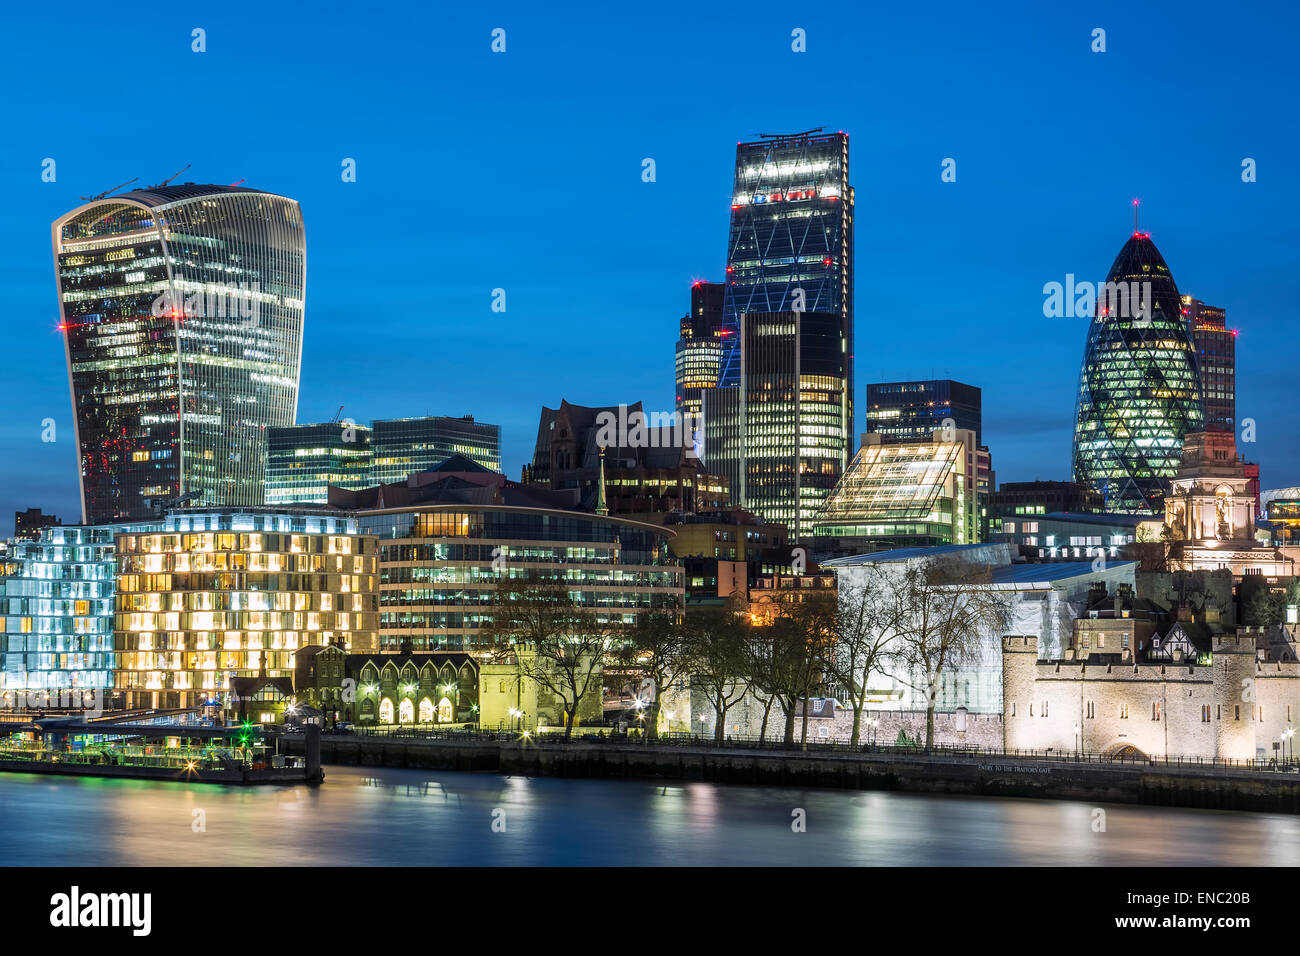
[328,726,1299,774]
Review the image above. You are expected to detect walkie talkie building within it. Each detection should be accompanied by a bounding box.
[1072,231,1204,514]
[52,184,306,523]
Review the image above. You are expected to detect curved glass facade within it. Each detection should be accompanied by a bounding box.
[356,506,684,651]
[53,185,306,523]
[1072,233,1203,514]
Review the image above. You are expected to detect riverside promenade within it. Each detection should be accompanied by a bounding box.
[283,730,1300,814]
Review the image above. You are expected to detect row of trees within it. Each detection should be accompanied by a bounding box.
[484,557,1012,750]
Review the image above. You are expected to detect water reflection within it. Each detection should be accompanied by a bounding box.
[0,766,1294,866]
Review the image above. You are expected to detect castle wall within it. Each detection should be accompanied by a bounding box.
[1003,633,1300,761]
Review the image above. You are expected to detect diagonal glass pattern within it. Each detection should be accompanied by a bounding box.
[1072,233,1204,514]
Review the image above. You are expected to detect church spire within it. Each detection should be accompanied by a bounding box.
[595,446,609,516]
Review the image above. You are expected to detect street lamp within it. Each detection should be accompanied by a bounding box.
[698,714,707,739]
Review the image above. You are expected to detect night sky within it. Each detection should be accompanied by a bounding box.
[2,1,1297,533]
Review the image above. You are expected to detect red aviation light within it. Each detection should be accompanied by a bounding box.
[726,266,734,273]
[823,257,833,266]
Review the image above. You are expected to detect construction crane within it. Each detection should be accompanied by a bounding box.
[146,489,203,517]
[330,405,345,424]
[79,177,139,202]
[146,164,192,190]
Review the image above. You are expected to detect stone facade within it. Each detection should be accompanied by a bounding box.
[681,683,1002,748]
[1003,629,1300,761]
[479,650,603,733]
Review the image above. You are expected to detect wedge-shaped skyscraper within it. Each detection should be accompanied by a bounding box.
[53,184,306,522]
[1072,232,1203,514]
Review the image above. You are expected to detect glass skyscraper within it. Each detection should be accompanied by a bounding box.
[53,184,307,523]
[865,380,982,446]
[370,416,501,482]
[704,130,854,539]
[1073,232,1204,514]
[720,130,853,407]
[705,310,849,539]
[674,281,725,427]
[266,422,374,505]
[1182,296,1235,434]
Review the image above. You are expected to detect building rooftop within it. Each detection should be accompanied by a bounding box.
[990,561,1138,587]
[114,183,272,207]
[822,543,1001,566]
[1025,512,1147,527]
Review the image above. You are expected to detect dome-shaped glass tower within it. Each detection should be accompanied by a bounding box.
[1072,232,1204,514]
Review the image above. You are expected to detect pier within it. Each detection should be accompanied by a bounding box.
[0,719,323,785]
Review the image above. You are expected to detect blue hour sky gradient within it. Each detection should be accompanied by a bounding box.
[1,0,1297,533]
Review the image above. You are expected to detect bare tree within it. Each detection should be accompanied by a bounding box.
[825,566,905,746]
[764,591,836,748]
[485,578,616,739]
[684,604,750,743]
[741,633,783,744]
[616,611,692,740]
[888,558,1012,752]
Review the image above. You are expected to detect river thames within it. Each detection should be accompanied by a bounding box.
[1,765,1297,865]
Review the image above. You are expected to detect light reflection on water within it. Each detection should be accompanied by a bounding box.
[0,765,1295,866]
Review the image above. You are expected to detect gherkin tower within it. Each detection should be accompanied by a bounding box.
[1072,231,1204,514]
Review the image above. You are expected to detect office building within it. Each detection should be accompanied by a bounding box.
[113,509,379,710]
[333,458,684,652]
[865,380,982,446]
[705,310,850,539]
[527,400,727,514]
[990,511,1145,562]
[14,508,62,542]
[370,416,500,481]
[53,183,307,523]
[987,480,1104,521]
[1262,488,1300,544]
[1073,231,1203,514]
[675,280,725,429]
[811,428,980,555]
[721,129,853,402]
[0,522,156,702]
[266,421,373,505]
[1183,296,1235,434]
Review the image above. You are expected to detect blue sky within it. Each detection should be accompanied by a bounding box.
[2,0,1296,532]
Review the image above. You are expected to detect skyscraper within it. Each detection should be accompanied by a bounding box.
[705,129,854,538]
[865,379,982,446]
[266,422,374,505]
[721,130,853,409]
[1072,231,1203,514]
[1182,296,1236,434]
[705,310,849,539]
[370,416,501,482]
[674,280,725,427]
[53,183,306,523]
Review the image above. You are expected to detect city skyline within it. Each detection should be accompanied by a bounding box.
[4,4,1299,534]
